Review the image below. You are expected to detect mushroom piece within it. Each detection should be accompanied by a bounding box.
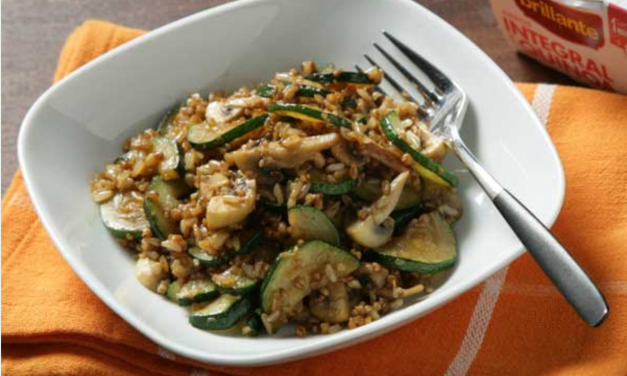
[226,133,340,172]
[261,133,340,169]
[205,97,269,125]
[224,145,263,175]
[359,141,407,172]
[330,138,365,167]
[205,100,244,124]
[135,258,167,291]
[205,175,257,230]
[309,282,351,323]
[346,171,409,248]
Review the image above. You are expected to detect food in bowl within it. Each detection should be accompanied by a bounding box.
[89,62,462,336]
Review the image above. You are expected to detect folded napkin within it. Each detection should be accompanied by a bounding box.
[2,20,626,376]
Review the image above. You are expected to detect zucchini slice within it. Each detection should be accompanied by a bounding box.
[166,280,181,302]
[267,103,351,129]
[114,150,144,164]
[260,240,359,313]
[100,191,149,240]
[176,279,219,306]
[245,313,265,337]
[151,137,184,180]
[187,114,269,150]
[144,177,190,239]
[157,104,181,136]
[309,170,356,196]
[352,179,422,210]
[340,98,358,109]
[380,111,457,187]
[189,294,253,330]
[372,212,457,273]
[391,205,426,231]
[188,229,262,266]
[296,85,331,98]
[288,205,340,246]
[257,84,276,98]
[188,246,229,267]
[213,269,260,296]
[257,84,330,98]
[233,229,263,256]
[259,198,286,212]
[305,71,377,85]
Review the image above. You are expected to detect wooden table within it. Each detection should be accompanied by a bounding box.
[0,0,578,195]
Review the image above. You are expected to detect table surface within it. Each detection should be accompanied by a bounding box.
[1,0,579,195]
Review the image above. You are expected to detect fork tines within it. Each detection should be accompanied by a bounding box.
[363,31,454,115]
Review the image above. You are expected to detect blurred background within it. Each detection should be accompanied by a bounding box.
[1,0,578,195]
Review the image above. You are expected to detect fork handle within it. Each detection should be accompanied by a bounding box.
[452,140,608,327]
[493,189,608,327]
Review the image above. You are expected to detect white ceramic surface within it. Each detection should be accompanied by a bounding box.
[18,0,565,366]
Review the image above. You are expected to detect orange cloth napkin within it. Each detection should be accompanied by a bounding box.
[2,20,627,376]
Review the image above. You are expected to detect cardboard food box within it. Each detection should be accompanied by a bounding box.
[489,0,627,93]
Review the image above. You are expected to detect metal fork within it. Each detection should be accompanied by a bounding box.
[361,31,609,327]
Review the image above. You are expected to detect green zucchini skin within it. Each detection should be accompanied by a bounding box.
[288,205,341,246]
[144,177,190,240]
[157,104,181,136]
[260,240,359,314]
[245,313,265,337]
[188,230,262,266]
[99,191,149,240]
[309,170,356,196]
[151,137,185,179]
[257,84,276,98]
[187,114,269,151]
[166,280,181,302]
[214,273,260,296]
[391,205,426,233]
[310,177,356,195]
[189,295,253,330]
[257,84,330,98]
[372,212,457,273]
[267,103,352,129]
[188,246,230,267]
[176,279,219,306]
[380,111,457,187]
[340,98,358,109]
[305,71,377,85]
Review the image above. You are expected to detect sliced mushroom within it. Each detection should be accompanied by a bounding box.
[205,97,269,125]
[309,282,351,323]
[226,133,340,172]
[359,141,407,172]
[261,133,340,169]
[205,100,243,124]
[346,171,409,248]
[331,139,365,167]
[135,258,167,291]
[205,175,257,230]
[224,145,263,174]
[199,172,230,198]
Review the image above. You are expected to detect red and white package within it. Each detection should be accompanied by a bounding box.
[489,0,627,93]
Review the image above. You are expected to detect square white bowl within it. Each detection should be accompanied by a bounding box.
[18,0,565,366]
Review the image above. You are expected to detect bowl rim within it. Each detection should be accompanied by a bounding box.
[17,0,565,366]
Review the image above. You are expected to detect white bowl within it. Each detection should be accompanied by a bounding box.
[18,0,565,366]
